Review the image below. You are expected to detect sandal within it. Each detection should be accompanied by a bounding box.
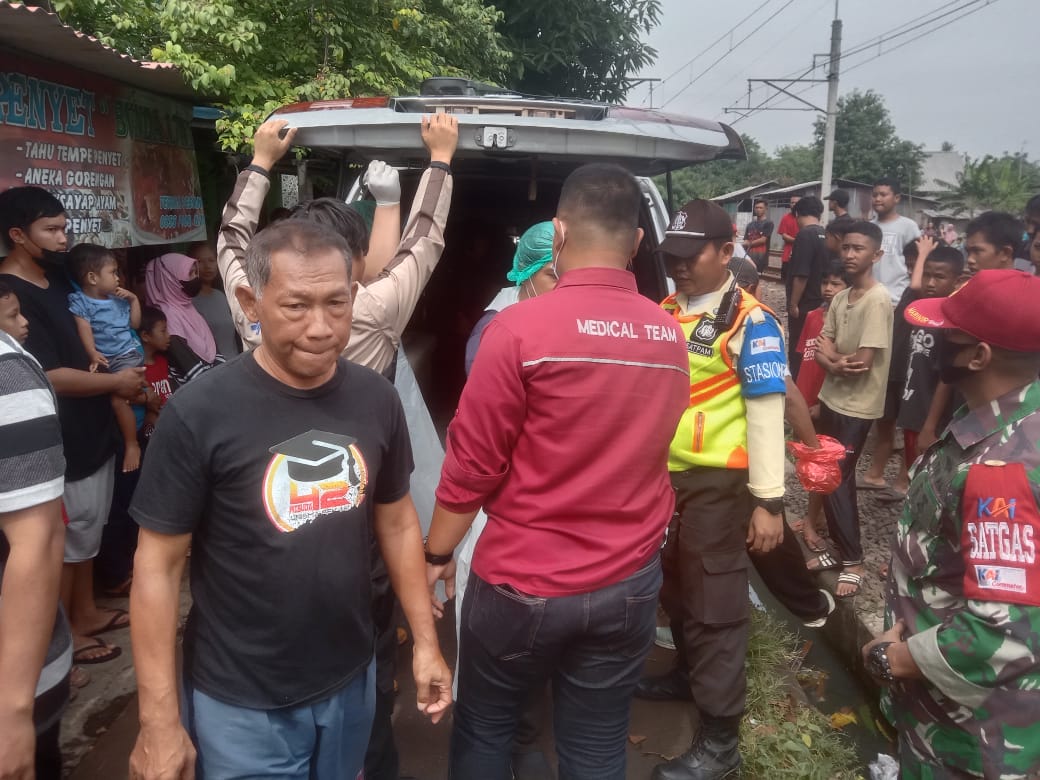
[85,608,129,637]
[836,570,863,598]
[806,551,842,572]
[73,639,122,665]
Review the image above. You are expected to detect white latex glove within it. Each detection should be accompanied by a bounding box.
[364,160,401,206]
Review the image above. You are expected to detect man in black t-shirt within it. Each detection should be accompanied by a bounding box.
[786,196,828,379]
[742,198,774,272]
[128,220,451,780]
[0,187,144,665]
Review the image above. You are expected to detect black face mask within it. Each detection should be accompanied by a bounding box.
[180,278,202,298]
[935,333,976,385]
[31,248,69,269]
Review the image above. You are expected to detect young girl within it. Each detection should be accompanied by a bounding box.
[67,244,144,472]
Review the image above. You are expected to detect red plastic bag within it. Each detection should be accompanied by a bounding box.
[787,435,846,495]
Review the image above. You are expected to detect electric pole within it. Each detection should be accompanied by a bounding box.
[819,5,842,224]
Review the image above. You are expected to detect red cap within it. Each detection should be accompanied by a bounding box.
[903,269,1040,352]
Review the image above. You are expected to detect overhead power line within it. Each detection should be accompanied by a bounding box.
[661,0,797,109]
[728,0,998,125]
[719,0,970,119]
[641,0,776,106]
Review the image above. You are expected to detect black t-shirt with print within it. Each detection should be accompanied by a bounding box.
[897,315,956,434]
[890,287,918,389]
[130,354,414,709]
[0,269,116,480]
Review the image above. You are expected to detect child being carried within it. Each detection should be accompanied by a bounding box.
[68,244,145,472]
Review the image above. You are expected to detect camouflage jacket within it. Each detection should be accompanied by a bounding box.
[883,380,1040,779]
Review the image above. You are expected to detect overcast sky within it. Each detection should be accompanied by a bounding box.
[633,0,1034,159]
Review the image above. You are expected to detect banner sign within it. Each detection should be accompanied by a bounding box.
[0,51,205,247]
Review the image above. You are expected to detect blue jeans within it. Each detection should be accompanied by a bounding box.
[185,659,376,780]
[451,554,662,780]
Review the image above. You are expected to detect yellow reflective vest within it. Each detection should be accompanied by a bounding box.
[661,290,776,472]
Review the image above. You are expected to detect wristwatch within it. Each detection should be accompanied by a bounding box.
[867,641,895,682]
[423,537,453,566]
[753,496,784,515]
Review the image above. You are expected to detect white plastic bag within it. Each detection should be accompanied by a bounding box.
[393,346,444,537]
[392,346,489,698]
[869,753,899,780]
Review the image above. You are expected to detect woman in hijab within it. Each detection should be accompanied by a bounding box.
[145,253,223,384]
[463,221,559,374]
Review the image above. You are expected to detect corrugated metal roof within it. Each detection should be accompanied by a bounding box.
[759,178,873,196]
[0,2,200,101]
[710,181,778,202]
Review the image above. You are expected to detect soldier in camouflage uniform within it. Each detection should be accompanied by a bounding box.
[863,269,1040,779]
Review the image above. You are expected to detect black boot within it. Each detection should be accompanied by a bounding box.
[651,714,741,780]
[634,667,693,701]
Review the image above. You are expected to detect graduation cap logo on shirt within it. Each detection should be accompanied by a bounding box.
[261,430,369,533]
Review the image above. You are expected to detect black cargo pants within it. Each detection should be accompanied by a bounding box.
[659,466,752,719]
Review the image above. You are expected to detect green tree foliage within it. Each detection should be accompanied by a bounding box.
[666,135,768,202]
[494,0,661,102]
[937,154,1040,216]
[770,144,820,185]
[52,0,511,151]
[812,89,924,186]
[663,90,926,205]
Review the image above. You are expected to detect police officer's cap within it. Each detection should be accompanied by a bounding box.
[659,200,734,259]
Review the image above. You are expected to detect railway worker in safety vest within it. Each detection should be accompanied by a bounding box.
[645,199,787,780]
[864,269,1040,779]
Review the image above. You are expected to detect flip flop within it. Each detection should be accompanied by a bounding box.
[836,571,863,598]
[856,476,887,491]
[73,639,122,665]
[806,551,842,572]
[85,608,130,637]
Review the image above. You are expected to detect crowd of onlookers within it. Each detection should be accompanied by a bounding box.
[765,185,1040,597]
[0,185,244,777]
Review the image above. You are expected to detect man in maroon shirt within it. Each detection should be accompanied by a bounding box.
[426,164,689,780]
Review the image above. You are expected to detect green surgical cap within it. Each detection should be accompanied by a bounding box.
[506,221,555,285]
[347,199,376,233]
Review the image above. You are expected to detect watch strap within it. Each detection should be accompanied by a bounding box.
[753,496,784,514]
[423,537,453,566]
[868,641,895,682]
